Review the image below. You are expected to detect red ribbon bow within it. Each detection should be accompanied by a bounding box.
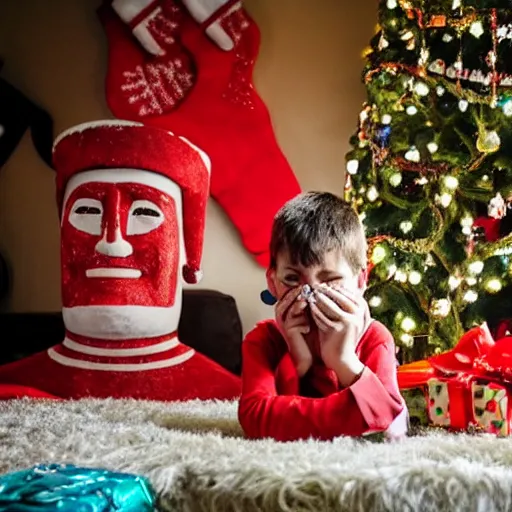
[397,323,512,389]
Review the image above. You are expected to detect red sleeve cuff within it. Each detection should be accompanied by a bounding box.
[349,367,403,431]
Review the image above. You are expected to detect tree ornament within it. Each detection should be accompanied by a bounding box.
[414,82,430,96]
[381,114,392,125]
[431,298,451,318]
[378,34,389,51]
[458,100,469,112]
[485,278,502,293]
[369,296,382,308]
[400,333,414,347]
[405,146,420,162]
[429,15,446,28]
[429,59,445,75]
[400,221,413,233]
[460,215,473,236]
[444,176,459,190]
[395,269,408,283]
[389,172,402,187]
[367,186,379,202]
[468,260,484,275]
[477,129,501,154]
[503,99,512,117]
[448,275,461,291]
[463,290,478,303]
[346,159,359,175]
[488,193,507,219]
[387,264,397,279]
[435,193,452,208]
[427,142,439,154]
[401,317,416,332]
[371,244,387,265]
[401,30,414,42]
[460,216,473,228]
[409,271,422,285]
[375,124,392,148]
[469,21,484,39]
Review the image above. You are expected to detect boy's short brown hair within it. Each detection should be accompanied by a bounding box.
[269,192,367,273]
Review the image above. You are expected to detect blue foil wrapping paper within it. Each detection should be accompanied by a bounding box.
[0,464,156,511]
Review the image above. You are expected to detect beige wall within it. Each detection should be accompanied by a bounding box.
[0,0,377,333]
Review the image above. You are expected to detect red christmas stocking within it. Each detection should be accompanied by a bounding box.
[98,0,301,267]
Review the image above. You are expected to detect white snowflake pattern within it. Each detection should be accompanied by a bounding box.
[121,59,193,117]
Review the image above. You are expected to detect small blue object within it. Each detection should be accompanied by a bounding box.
[375,124,391,148]
[260,289,277,306]
[0,464,156,512]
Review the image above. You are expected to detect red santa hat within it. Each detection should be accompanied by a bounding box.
[52,120,210,284]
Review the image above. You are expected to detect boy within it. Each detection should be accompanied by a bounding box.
[238,192,407,442]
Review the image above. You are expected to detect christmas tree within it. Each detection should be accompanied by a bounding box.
[345,0,512,359]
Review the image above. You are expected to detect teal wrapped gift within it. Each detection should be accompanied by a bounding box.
[0,464,156,511]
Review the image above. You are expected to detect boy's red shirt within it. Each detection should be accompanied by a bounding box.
[238,319,404,441]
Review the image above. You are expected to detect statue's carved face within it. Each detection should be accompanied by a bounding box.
[61,180,179,309]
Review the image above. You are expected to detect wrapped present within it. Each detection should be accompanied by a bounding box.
[0,463,155,511]
[472,381,509,436]
[398,324,512,436]
[428,379,451,427]
[426,377,476,430]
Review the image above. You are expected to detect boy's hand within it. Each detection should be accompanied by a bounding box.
[310,284,368,387]
[275,288,312,377]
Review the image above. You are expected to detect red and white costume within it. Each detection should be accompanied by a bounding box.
[0,120,240,401]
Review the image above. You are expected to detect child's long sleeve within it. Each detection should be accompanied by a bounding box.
[238,320,404,442]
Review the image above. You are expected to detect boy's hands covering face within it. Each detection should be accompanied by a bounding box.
[275,287,312,377]
[310,284,368,384]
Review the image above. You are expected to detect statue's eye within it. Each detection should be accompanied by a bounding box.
[69,199,103,236]
[133,207,160,217]
[75,206,101,215]
[127,200,164,235]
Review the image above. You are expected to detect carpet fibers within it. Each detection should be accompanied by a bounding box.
[1,398,512,511]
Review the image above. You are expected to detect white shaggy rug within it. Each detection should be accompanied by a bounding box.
[1,399,512,511]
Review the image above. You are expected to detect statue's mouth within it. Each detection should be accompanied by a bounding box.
[85,268,142,279]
